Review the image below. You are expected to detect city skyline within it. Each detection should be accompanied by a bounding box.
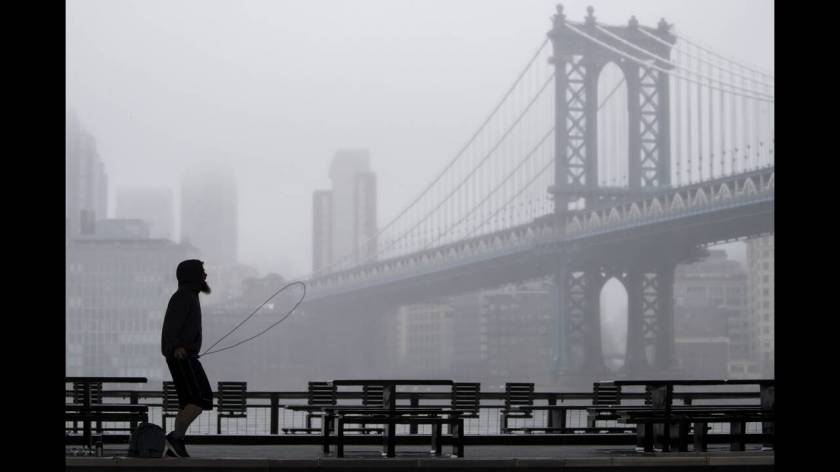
[64,1,773,386]
[66,0,773,276]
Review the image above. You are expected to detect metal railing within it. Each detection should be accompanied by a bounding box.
[65,388,763,436]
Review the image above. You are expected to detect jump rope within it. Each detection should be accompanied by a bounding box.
[198,281,306,358]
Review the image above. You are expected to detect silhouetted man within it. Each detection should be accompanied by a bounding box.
[161,259,213,457]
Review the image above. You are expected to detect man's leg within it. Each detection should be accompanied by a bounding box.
[173,403,203,439]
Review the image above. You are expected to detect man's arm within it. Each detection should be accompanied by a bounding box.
[162,294,190,358]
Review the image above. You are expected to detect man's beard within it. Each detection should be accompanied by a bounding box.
[200,281,212,294]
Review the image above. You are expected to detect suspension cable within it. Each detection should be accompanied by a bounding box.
[637,28,774,87]
[304,38,552,279]
[592,24,773,100]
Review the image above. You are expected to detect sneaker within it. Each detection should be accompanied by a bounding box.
[165,432,190,458]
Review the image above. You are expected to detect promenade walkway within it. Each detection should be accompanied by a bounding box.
[66,444,774,471]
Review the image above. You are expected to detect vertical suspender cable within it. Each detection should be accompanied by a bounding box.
[696,41,703,182]
[708,52,714,179]
[768,78,774,167]
[730,64,737,175]
[719,62,726,177]
[740,64,749,172]
[753,69,761,170]
[674,46,681,186]
[686,47,693,184]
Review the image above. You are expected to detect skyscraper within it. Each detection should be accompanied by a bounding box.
[116,187,175,240]
[66,226,199,381]
[673,250,749,378]
[312,150,377,272]
[312,190,332,273]
[66,110,108,236]
[180,165,238,266]
[746,236,774,377]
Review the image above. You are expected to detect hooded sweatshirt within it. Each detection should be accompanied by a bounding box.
[160,259,204,358]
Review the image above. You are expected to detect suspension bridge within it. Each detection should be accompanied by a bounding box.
[296,4,774,379]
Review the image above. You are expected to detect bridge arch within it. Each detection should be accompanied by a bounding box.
[600,276,628,372]
[597,62,630,189]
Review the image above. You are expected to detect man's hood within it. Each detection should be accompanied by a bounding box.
[176,259,205,291]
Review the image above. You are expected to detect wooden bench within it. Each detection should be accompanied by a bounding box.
[161,381,179,432]
[68,381,103,434]
[321,383,478,457]
[284,382,382,435]
[504,384,628,434]
[216,382,247,434]
[676,407,774,452]
[451,382,480,424]
[586,381,627,428]
[65,377,148,449]
[609,378,774,452]
[65,404,149,447]
[357,384,387,434]
[500,383,534,433]
[330,408,465,458]
[284,381,336,434]
[616,406,774,452]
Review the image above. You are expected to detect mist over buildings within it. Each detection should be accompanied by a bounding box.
[66,1,773,390]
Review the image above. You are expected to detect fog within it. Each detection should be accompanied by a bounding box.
[66,0,774,389]
[67,0,772,276]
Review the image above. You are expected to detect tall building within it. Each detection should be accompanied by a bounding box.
[392,302,455,376]
[312,150,377,272]
[66,110,108,236]
[449,293,486,380]
[180,165,238,266]
[746,236,774,377]
[479,281,557,385]
[385,279,557,386]
[95,219,151,239]
[116,187,175,240]
[674,249,752,378]
[206,263,260,304]
[312,190,332,272]
[201,274,302,390]
[66,224,199,382]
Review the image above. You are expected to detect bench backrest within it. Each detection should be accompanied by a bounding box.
[162,381,180,414]
[504,382,534,410]
[72,382,103,405]
[217,382,247,416]
[362,384,385,407]
[592,382,622,405]
[307,381,337,406]
[452,382,481,417]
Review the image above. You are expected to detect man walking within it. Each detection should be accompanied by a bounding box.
[161,259,213,457]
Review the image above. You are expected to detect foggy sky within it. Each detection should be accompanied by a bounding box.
[66,0,774,277]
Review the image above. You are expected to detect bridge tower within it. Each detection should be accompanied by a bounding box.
[547,5,681,380]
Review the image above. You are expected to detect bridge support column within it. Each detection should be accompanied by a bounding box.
[654,263,677,371]
[581,270,605,371]
[625,271,647,375]
[553,267,569,374]
[624,263,678,376]
[555,265,606,375]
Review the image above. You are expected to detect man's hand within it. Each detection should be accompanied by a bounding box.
[174,347,188,360]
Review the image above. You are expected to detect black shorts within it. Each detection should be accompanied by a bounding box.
[166,356,214,410]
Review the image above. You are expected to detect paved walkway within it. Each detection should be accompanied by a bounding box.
[67,444,774,470]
